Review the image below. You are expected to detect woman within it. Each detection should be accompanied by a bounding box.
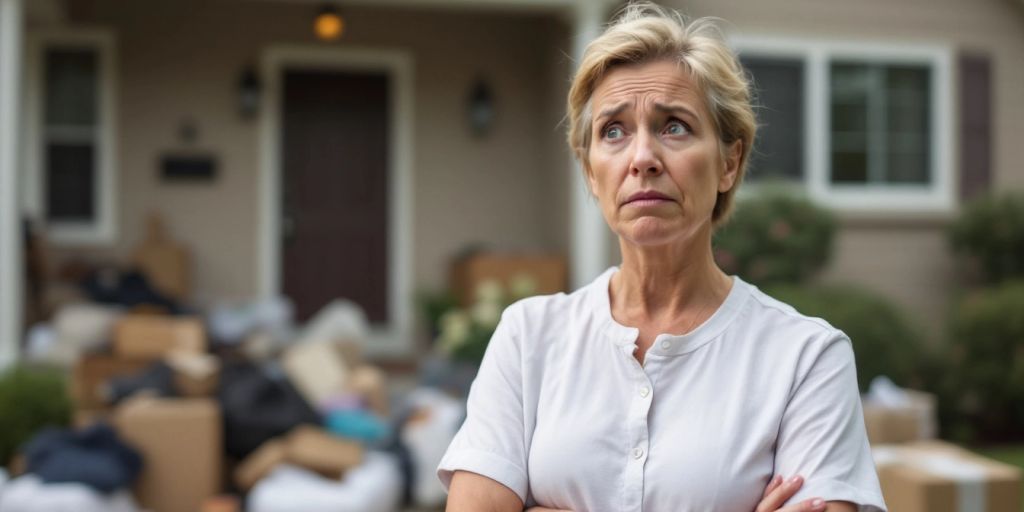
[438,3,886,511]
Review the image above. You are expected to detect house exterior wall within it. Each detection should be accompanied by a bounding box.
[36,0,569,304]
[653,0,1024,341]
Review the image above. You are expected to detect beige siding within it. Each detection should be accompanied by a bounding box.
[38,0,570,302]
[656,0,1023,339]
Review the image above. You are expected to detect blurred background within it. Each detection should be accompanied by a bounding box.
[0,0,1022,510]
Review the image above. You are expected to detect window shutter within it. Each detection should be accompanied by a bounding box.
[958,52,992,201]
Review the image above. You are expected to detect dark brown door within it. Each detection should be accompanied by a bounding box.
[281,69,389,323]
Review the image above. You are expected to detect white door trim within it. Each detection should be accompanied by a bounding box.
[0,0,25,369]
[258,45,415,358]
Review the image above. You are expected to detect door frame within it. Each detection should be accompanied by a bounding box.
[258,45,415,358]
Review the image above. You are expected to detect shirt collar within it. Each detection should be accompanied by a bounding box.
[590,266,750,357]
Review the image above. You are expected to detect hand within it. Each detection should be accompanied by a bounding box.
[755,475,825,512]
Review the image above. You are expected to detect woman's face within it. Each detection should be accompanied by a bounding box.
[586,59,740,248]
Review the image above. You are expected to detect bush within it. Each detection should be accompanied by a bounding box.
[950,193,1024,284]
[765,284,926,392]
[0,365,71,467]
[943,281,1024,442]
[714,194,836,287]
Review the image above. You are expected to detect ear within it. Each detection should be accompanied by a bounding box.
[718,140,742,193]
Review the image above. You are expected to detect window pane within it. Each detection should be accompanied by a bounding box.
[829,61,931,186]
[45,48,98,126]
[885,66,930,184]
[830,63,872,184]
[741,57,804,181]
[46,143,95,222]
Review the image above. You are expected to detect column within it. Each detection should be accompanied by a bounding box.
[0,0,24,369]
[569,0,611,289]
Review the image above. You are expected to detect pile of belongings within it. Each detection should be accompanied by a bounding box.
[13,294,467,512]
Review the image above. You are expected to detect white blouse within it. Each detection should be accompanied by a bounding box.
[438,267,887,512]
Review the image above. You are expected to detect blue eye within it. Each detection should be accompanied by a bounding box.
[604,125,624,140]
[665,120,688,136]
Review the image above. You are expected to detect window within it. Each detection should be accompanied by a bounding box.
[741,57,805,183]
[735,38,953,213]
[26,30,116,243]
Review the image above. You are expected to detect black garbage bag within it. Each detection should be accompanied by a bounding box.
[22,422,143,493]
[81,267,180,313]
[105,361,177,403]
[217,361,321,459]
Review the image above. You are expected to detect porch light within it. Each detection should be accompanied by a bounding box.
[238,66,261,119]
[468,78,496,137]
[314,6,345,41]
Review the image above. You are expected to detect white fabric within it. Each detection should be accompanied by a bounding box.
[247,452,402,512]
[0,475,138,512]
[438,267,887,512]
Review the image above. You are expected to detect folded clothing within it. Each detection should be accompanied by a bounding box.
[22,422,143,493]
[0,474,139,512]
[247,452,402,512]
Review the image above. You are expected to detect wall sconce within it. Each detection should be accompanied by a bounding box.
[467,78,495,138]
[314,5,345,41]
[238,66,261,119]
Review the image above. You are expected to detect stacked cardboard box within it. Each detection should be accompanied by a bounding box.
[862,389,937,444]
[450,253,566,306]
[873,441,1022,512]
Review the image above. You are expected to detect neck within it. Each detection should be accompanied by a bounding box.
[611,226,731,322]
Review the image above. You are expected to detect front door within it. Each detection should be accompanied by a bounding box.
[280,69,389,323]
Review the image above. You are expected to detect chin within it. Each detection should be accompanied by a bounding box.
[620,218,685,246]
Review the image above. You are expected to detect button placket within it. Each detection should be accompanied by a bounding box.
[622,341,653,511]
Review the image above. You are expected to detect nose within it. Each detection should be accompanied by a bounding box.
[629,130,663,177]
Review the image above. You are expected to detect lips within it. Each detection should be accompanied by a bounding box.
[623,190,674,206]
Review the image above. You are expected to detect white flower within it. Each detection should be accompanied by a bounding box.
[471,301,502,329]
[509,273,538,299]
[475,279,505,304]
[438,310,471,353]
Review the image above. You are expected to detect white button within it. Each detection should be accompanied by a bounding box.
[639,386,650,398]
[660,340,671,349]
[632,447,644,459]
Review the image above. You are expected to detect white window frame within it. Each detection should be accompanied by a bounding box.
[731,35,954,214]
[23,28,117,244]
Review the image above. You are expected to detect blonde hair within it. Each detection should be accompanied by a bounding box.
[567,2,756,227]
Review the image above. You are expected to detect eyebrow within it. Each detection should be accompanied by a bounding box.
[595,102,628,124]
[654,102,699,121]
[594,101,700,124]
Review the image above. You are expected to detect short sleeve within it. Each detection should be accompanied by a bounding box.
[437,307,529,503]
[775,331,888,512]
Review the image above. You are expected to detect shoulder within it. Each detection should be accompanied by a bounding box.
[736,279,852,356]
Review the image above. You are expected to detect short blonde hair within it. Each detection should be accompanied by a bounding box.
[567,2,756,227]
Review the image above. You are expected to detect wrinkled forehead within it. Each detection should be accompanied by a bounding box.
[589,59,708,122]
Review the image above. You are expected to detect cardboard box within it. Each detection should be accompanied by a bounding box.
[348,365,389,417]
[166,351,220,397]
[285,425,363,479]
[71,354,152,410]
[114,315,205,360]
[282,340,351,408]
[451,253,566,306]
[873,440,1022,512]
[114,397,222,512]
[862,389,937,444]
[233,439,288,491]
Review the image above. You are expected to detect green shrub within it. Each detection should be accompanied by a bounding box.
[943,281,1024,442]
[950,193,1024,284]
[0,365,72,467]
[765,284,925,392]
[714,194,836,287]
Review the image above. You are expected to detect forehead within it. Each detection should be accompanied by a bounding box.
[590,59,705,115]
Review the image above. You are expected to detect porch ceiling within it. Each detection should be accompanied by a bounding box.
[249,0,621,15]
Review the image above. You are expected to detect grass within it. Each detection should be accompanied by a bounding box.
[974,444,1024,512]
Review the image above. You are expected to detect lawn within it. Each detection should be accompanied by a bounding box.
[975,444,1024,512]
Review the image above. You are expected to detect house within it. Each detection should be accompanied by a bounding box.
[0,0,1021,365]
